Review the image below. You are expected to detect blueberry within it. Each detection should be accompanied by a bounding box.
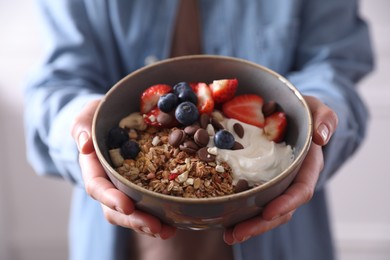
[173,82,197,104]
[107,126,129,149]
[158,93,178,113]
[175,101,199,126]
[178,89,198,105]
[173,82,192,95]
[120,140,140,159]
[214,130,235,149]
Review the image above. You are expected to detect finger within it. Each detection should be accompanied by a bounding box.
[304,96,338,146]
[262,143,323,221]
[158,224,177,240]
[80,151,134,215]
[70,99,101,154]
[224,210,294,245]
[102,205,177,239]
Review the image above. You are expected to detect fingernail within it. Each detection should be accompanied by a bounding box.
[227,238,238,245]
[271,214,281,221]
[224,234,236,245]
[115,206,124,214]
[78,131,89,151]
[140,226,152,235]
[317,124,329,144]
[240,236,251,242]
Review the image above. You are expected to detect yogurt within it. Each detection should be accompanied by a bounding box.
[212,118,294,186]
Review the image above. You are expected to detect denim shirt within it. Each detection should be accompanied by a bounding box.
[25,0,373,259]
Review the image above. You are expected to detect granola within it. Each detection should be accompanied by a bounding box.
[115,126,234,198]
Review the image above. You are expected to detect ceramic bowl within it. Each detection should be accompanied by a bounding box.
[92,55,312,230]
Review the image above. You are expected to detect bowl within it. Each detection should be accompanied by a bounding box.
[92,55,312,230]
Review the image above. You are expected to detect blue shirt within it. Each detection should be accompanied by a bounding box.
[24,0,373,259]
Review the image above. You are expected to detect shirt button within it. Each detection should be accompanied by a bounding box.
[144,55,159,66]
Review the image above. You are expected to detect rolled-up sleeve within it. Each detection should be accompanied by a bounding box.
[24,0,108,186]
[286,0,374,188]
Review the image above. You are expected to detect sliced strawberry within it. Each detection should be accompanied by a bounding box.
[140,84,172,114]
[264,111,287,142]
[191,82,214,115]
[209,78,238,104]
[143,107,162,127]
[222,94,265,127]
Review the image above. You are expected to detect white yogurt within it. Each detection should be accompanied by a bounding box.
[211,118,294,186]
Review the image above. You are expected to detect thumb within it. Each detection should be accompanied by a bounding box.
[71,99,101,154]
[304,96,338,146]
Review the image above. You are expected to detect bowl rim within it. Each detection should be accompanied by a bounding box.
[92,54,313,205]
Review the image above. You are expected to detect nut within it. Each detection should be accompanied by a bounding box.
[211,110,225,122]
[109,148,124,167]
[119,112,147,130]
[152,136,161,146]
[215,165,225,173]
[177,171,189,183]
[207,147,218,155]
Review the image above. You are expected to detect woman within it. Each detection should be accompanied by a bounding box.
[24,0,373,259]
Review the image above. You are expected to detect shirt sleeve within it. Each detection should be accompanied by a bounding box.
[24,0,109,186]
[286,0,374,189]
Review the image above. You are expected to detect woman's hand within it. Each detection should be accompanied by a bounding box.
[70,99,176,239]
[223,96,338,245]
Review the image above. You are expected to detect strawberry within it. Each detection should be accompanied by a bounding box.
[222,94,265,128]
[143,107,162,127]
[140,84,172,114]
[191,82,214,114]
[209,78,238,103]
[264,111,287,142]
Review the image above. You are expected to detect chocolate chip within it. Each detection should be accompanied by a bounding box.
[193,128,209,147]
[234,179,250,193]
[157,112,175,127]
[168,129,186,147]
[262,101,277,117]
[184,124,200,136]
[232,141,244,150]
[233,123,244,138]
[179,140,199,154]
[199,113,210,129]
[210,118,224,131]
[197,147,216,162]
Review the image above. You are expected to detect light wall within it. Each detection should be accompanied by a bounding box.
[0,1,389,260]
[327,0,390,258]
[0,2,72,260]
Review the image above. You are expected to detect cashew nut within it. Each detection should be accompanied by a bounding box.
[119,112,147,130]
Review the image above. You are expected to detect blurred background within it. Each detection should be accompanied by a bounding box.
[0,1,389,259]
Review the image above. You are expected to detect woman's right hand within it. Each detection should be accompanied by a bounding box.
[70,99,176,239]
